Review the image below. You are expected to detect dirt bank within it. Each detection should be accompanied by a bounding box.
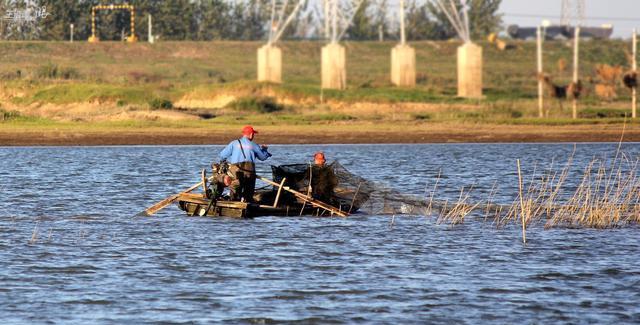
[1,123,637,146]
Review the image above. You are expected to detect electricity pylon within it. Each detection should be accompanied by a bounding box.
[561,0,585,27]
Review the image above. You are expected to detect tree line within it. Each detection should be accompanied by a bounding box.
[0,0,501,41]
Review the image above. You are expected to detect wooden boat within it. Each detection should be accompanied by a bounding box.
[174,162,368,218]
[177,192,334,218]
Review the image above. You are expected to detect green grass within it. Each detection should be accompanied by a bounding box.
[0,40,639,126]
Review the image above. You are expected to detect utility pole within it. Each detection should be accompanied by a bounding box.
[572,27,580,119]
[561,0,585,26]
[633,29,637,118]
[537,26,544,117]
[148,14,154,43]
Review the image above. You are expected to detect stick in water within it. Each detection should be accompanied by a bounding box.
[517,159,527,244]
[140,178,210,216]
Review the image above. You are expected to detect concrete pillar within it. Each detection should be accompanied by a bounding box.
[457,43,483,98]
[391,44,416,87]
[321,43,346,90]
[257,44,282,83]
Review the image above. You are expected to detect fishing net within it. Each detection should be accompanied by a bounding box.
[269,161,430,215]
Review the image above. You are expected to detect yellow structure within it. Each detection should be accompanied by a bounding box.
[391,44,416,87]
[257,44,282,83]
[457,43,483,98]
[89,4,137,43]
[321,43,346,90]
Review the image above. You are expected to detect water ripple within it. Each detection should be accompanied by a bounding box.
[1,144,640,323]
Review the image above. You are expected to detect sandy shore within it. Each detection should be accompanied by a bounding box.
[1,123,638,145]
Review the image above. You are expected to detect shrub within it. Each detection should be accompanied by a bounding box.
[36,63,58,79]
[413,113,432,120]
[226,96,284,113]
[59,67,80,79]
[579,108,630,119]
[35,63,79,79]
[128,71,162,83]
[148,98,173,110]
[311,113,355,121]
[0,109,21,121]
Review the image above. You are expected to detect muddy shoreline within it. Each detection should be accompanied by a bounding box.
[1,125,638,146]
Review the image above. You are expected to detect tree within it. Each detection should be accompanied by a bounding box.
[426,0,502,40]
[346,0,375,40]
[194,0,231,40]
[404,0,439,40]
[372,0,389,41]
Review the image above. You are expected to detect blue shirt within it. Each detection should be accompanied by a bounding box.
[219,136,271,164]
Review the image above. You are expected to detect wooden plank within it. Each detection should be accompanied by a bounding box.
[142,181,204,216]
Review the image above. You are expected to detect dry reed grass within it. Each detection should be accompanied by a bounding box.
[433,134,640,230]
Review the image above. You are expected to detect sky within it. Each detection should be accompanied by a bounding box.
[500,0,640,38]
[388,0,639,39]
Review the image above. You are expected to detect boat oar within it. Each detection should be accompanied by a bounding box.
[256,175,348,217]
[140,177,212,216]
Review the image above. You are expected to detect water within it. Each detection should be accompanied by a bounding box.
[1,144,639,323]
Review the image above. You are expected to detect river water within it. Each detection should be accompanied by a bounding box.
[1,144,639,323]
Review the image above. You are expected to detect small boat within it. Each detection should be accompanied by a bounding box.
[177,193,336,218]
[176,162,369,218]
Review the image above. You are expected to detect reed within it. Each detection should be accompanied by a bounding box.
[436,186,480,226]
[434,142,640,230]
[29,221,39,244]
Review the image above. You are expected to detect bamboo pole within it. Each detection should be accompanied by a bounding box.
[633,29,637,118]
[537,26,544,118]
[272,178,286,208]
[572,27,580,119]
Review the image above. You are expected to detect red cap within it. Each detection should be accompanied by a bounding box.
[242,125,258,136]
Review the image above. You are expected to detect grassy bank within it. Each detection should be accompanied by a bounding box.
[0,40,638,143]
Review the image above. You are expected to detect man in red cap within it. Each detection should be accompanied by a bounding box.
[314,151,327,167]
[307,151,338,204]
[219,125,272,202]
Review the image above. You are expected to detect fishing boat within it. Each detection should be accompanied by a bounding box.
[177,193,338,218]
[174,162,369,218]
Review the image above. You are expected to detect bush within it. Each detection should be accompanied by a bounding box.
[412,113,432,120]
[59,67,80,79]
[226,96,284,113]
[0,109,21,121]
[35,63,79,79]
[580,108,630,119]
[310,113,355,121]
[36,63,58,79]
[148,98,173,110]
[128,71,162,83]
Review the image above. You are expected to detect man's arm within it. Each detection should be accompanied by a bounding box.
[253,143,272,161]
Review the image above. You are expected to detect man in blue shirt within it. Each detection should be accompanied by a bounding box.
[219,125,272,202]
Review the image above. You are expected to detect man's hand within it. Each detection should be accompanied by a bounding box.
[261,144,269,150]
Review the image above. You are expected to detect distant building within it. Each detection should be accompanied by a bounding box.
[507,25,613,40]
